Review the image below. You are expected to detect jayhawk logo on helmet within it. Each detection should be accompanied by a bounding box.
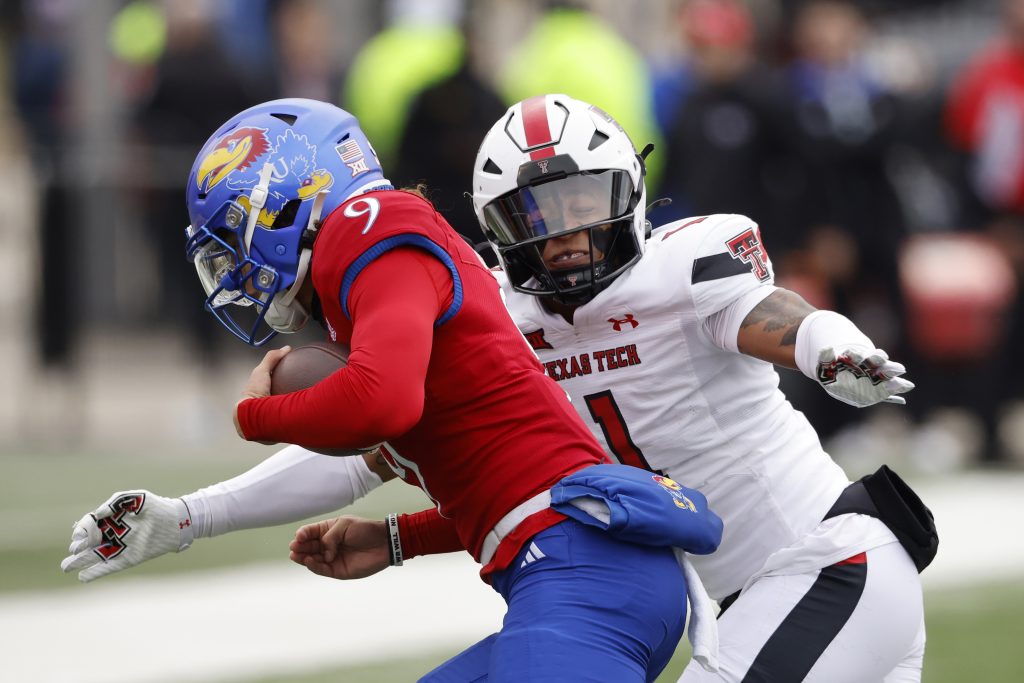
[196,127,336,229]
[196,127,271,195]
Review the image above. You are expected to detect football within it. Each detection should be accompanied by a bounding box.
[269,341,362,458]
[270,341,350,396]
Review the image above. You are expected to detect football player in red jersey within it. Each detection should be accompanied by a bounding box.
[62,99,723,682]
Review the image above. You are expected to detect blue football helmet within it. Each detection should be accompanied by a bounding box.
[184,98,390,346]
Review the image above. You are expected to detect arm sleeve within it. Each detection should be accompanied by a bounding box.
[397,507,466,558]
[237,248,449,449]
[180,445,383,538]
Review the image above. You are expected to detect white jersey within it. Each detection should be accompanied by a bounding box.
[499,213,895,599]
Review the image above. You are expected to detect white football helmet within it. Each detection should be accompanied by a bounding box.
[472,94,650,305]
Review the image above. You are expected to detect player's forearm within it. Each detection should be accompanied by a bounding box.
[182,445,384,538]
[736,288,817,368]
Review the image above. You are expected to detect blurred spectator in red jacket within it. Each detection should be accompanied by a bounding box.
[946,0,1024,217]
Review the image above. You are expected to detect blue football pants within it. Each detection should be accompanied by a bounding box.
[421,519,687,682]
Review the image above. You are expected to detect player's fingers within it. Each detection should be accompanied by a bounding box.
[302,556,334,578]
[885,377,915,395]
[71,516,103,548]
[883,395,907,405]
[92,490,139,520]
[61,549,100,574]
[292,522,323,543]
[875,360,907,379]
[289,550,322,565]
[78,562,117,583]
[320,518,351,546]
[842,348,866,366]
[816,346,837,364]
[861,348,890,366]
[256,346,292,374]
[289,538,323,555]
[68,536,92,556]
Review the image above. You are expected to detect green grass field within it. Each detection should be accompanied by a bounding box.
[4,445,1024,682]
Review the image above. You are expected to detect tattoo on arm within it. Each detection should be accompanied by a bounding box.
[740,291,814,347]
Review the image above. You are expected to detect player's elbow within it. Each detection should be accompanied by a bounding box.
[359,387,424,441]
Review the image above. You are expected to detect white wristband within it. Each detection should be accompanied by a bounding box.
[386,513,403,567]
[794,310,874,380]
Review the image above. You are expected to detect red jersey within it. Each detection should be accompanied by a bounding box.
[238,189,606,572]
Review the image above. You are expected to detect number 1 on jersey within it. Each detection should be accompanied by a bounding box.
[584,390,655,472]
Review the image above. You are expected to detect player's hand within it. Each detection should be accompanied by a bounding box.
[815,345,914,407]
[290,515,389,580]
[240,345,292,401]
[60,490,194,583]
[234,345,291,438]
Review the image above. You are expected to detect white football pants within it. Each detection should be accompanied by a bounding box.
[680,541,925,682]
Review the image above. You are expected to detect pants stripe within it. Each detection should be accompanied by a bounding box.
[741,556,868,682]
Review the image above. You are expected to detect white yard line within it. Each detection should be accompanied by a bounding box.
[2,472,1021,683]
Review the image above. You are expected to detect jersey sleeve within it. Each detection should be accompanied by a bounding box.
[237,249,446,449]
[398,507,465,558]
[688,213,775,322]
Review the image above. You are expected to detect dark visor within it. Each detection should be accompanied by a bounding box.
[482,170,635,246]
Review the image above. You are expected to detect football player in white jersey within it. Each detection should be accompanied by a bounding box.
[63,95,927,682]
[468,94,925,682]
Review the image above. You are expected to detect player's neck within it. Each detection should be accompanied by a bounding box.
[541,298,579,324]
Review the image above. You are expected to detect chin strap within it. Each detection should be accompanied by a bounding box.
[242,162,275,253]
[266,190,330,334]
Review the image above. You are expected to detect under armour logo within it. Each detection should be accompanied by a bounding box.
[520,541,546,568]
[608,314,639,331]
[179,519,191,530]
[537,159,550,174]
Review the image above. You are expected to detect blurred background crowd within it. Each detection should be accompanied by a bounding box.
[1,0,1022,471]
